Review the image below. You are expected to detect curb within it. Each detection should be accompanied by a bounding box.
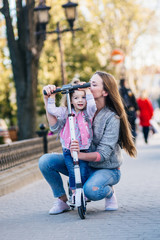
[0,160,42,196]
[0,146,62,196]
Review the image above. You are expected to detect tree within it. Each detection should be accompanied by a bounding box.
[38,12,102,86]
[0,0,44,140]
[0,20,16,125]
[0,0,157,138]
[81,0,155,78]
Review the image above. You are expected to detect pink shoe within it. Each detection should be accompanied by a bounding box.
[49,198,70,215]
[85,196,91,202]
[105,192,118,211]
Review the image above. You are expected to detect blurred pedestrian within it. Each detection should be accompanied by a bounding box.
[137,90,154,143]
[119,78,139,141]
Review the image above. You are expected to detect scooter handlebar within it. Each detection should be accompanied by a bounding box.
[72,82,90,90]
[43,82,90,95]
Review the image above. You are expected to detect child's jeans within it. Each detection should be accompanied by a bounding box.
[63,148,89,190]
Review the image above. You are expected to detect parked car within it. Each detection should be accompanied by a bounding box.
[0,119,12,144]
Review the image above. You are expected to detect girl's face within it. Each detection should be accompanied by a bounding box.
[71,90,87,112]
[90,74,107,99]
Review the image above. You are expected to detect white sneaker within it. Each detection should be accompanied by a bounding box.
[49,198,70,215]
[105,192,118,211]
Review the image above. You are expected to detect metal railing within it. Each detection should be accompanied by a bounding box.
[0,135,61,171]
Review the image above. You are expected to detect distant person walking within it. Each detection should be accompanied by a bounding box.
[119,78,139,141]
[137,90,154,143]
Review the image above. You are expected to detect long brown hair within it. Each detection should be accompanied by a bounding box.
[95,71,136,157]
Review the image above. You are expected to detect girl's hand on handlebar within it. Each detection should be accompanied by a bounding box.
[70,140,80,157]
[43,85,57,98]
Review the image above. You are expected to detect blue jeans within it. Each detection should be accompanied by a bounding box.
[39,153,121,200]
[63,148,89,190]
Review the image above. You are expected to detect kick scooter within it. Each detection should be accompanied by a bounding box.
[44,82,90,219]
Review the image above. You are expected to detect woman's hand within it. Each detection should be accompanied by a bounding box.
[70,140,80,158]
[43,85,57,99]
[78,82,91,95]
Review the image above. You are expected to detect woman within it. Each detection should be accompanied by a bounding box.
[137,90,154,143]
[39,71,136,215]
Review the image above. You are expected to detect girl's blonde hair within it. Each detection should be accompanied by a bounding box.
[95,71,137,158]
[60,78,81,107]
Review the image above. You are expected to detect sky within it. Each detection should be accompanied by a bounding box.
[127,0,160,69]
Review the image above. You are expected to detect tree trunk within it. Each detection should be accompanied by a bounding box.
[16,56,39,140]
[1,0,44,140]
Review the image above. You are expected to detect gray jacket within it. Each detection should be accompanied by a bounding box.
[50,106,122,169]
[89,106,122,169]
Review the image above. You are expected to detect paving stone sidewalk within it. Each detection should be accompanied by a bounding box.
[0,133,160,240]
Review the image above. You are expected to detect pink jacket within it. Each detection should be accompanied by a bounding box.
[47,94,97,149]
[60,111,90,148]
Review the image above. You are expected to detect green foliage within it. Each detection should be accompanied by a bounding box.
[64,18,102,81]
[1,0,156,125]
[0,38,17,126]
[0,136,4,144]
[36,0,155,115]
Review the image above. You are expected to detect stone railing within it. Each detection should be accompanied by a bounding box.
[0,135,61,171]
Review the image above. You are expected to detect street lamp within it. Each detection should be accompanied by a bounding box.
[34,0,82,85]
[34,0,50,24]
[34,0,51,38]
[62,1,78,29]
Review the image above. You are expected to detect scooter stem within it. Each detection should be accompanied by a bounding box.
[66,92,82,188]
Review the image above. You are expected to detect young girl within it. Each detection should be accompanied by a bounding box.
[46,82,97,203]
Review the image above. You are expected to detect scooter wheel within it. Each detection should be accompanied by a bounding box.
[78,193,86,219]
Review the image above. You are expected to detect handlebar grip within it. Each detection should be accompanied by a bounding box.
[43,87,62,95]
[72,82,90,90]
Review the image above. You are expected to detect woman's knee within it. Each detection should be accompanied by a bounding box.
[83,181,99,201]
[84,180,112,201]
[38,154,49,172]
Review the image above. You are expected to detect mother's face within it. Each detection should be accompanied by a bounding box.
[90,74,107,99]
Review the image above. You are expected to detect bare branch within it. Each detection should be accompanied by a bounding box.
[0,7,4,15]
[2,0,16,42]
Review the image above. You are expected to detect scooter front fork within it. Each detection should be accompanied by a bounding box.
[74,165,85,208]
